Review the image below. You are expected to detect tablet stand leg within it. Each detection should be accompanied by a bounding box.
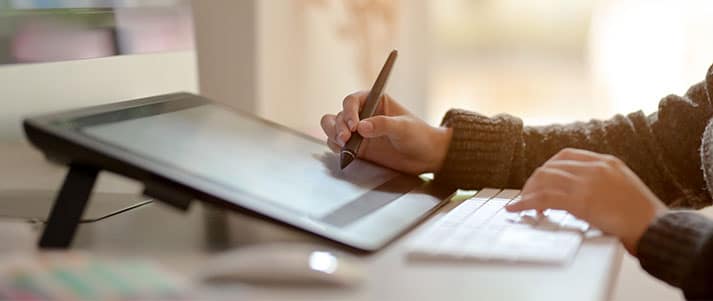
[38,164,99,249]
[203,206,230,251]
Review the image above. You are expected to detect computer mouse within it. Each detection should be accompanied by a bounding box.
[197,242,365,287]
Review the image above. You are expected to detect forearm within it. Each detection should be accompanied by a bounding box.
[434,83,712,207]
[520,112,679,201]
[432,109,665,191]
[521,83,712,207]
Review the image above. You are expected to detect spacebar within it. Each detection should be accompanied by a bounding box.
[320,175,420,227]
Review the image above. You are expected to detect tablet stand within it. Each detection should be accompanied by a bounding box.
[39,164,99,248]
[39,164,194,249]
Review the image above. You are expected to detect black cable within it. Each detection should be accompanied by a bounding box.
[0,199,153,225]
[76,199,153,223]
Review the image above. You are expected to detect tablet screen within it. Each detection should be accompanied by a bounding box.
[80,104,405,220]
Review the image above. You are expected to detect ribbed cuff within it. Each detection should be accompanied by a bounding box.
[637,211,713,294]
[433,109,523,190]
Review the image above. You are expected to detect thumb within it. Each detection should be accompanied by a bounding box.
[357,115,404,139]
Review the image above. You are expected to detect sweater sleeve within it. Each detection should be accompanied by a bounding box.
[432,110,524,190]
[435,64,713,208]
[637,211,713,299]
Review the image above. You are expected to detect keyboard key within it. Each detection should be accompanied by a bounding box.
[543,209,568,223]
[494,189,520,200]
[560,215,590,232]
[446,198,487,222]
[473,188,501,199]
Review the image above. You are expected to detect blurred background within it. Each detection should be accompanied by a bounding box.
[256,0,713,134]
[0,0,193,63]
[1,0,713,136]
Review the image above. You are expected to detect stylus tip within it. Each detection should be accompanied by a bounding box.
[340,151,355,170]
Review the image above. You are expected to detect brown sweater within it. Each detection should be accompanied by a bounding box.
[435,63,713,299]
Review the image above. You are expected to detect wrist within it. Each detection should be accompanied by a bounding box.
[430,126,453,173]
[623,201,667,255]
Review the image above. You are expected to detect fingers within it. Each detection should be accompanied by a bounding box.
[550,148,606,162]
[506,155,596,212]
[327,140,341,153]
[507,149,630,223]
[508,167,579,213]
[320,114,346,151]
[322,90,387,150]
[540,160,594,175]
[520,167,578,197]
[506,165,579,213]
[357,115,403,139]
[342,91,369,131]
[334,112,351,146]
[320,114,336,141]
[506,191,570,212]
[507,149,618,214]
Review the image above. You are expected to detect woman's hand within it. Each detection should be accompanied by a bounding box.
[505,148,667,254]
[320,91,452,175]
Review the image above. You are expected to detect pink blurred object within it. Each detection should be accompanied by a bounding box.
[115,6,194,53]
[11,20,115,63]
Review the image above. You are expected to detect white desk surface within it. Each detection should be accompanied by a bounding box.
[0,141,687,300]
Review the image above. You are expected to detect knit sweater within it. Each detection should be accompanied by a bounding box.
[434,63,713,299]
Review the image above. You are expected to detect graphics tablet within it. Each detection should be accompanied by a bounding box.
[23,93,449,251]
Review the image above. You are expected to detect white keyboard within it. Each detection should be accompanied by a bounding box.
[407,188,591,265]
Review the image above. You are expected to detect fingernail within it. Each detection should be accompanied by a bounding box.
[337,132,347,146]
[505,202,520,210]
[360,121,373,134]
[347,119,356,131]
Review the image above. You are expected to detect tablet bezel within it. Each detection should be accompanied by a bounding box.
[23,92,449,252]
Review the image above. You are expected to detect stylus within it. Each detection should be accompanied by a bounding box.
[340,49,398,170]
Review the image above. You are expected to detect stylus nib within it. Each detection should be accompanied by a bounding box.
[340,151,355,170]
